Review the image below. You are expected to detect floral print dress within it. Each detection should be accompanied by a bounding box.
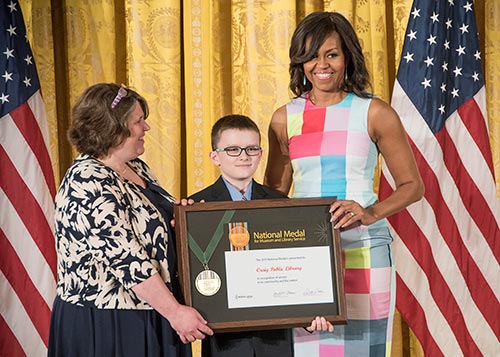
[48,154,190,357]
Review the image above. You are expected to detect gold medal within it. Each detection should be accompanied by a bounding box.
[195,269,221,296]
[228,222,250,248]
[188,210,236,296]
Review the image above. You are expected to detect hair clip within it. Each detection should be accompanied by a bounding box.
[111,84,128,109]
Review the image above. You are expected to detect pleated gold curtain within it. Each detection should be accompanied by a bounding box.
[20,0,500,356]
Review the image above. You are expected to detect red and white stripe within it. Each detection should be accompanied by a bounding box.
[380,82,500,356]
[0,90,57,357]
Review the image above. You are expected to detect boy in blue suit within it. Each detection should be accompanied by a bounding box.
[189,114,293,357]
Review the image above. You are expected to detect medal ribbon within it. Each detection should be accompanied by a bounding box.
[188,210,236,267]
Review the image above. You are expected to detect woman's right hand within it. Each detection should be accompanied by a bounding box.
[168,304,213,343]
[132,273,213,343]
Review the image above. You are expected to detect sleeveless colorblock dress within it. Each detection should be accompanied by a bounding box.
[287,93,396,357]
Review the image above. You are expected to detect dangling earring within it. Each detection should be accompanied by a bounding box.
[344,70,348,82]
[303,75,307,86]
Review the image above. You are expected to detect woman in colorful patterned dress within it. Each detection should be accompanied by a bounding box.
[48,83,213,356]
[264,12,424,356]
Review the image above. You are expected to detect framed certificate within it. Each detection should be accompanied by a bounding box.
[174,198,346,332]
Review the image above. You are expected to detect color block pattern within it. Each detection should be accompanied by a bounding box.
[287,94,392,250]
[287,94,395,356]
[294,246,395,357]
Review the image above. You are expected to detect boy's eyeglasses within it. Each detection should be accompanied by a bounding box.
[214,146,262,157]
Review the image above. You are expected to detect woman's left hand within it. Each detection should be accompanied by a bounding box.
[306,316,334,332]
[330,199,370,229]
[170,198,196,228]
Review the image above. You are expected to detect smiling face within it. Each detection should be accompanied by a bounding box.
[303,31,346,95]
[209,128,262,188]
[116,101,150,160]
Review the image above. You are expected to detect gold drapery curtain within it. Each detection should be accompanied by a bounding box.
[19,0,500,356]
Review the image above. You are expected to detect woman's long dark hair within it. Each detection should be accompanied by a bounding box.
[289,12,372,98]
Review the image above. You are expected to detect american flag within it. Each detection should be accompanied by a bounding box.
[380,0,500,355]
[0,1,57,356]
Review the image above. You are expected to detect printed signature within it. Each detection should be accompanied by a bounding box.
[273,291,297,298]
[302,288,326,297]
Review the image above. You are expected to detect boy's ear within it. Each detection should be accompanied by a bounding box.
[209,150,220,166]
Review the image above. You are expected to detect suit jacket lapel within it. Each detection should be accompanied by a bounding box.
[210,177,233,202]
[251,180,268,200]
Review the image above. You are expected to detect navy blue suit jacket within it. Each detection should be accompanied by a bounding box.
[189,176,286,202]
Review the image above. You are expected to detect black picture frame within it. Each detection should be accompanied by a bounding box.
[174,197,346,332]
